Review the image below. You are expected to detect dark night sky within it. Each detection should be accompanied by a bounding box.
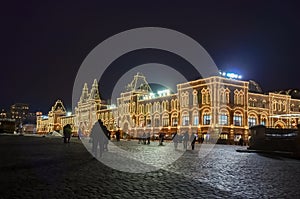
[1,0,299,113]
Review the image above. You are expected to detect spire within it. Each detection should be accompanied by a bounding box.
[80,83,89,103]
[89,79,100,100]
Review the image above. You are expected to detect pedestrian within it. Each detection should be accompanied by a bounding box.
[100,121,110,152]
[63,124,72,143]
[239,137,244,146]
[183,131,189,150]
[90,120,107,158]
[116,129,120,141]
[138,132,142,144]
[77,128,82,140]
[191,133,197,150]
[159,132,164,146]
[147,132,150,144]
[172,132,179,150]
[142,132,146,144]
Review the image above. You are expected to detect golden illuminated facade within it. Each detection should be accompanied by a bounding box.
[36,100,78,134]
[37,73,300,144]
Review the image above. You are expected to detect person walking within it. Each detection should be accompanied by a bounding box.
[147,132,151,145]
[90,120,107,158]
[172,132,179,150]
[116,129,121,141]
[63,124,72,143]
[183,131,189,150]
[191,133,197,150]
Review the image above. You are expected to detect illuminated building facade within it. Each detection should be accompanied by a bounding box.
[37,73,300,144]
[36,100,78,134]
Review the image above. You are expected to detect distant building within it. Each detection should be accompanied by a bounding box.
[36,100,78,135]
[0,118,15,133]
[0,109,7,119]
[10,103,29,127]
[37,73,300,144]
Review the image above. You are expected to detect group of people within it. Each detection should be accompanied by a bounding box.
[138,132,151,145]
[172,131,198,150]
[89,119,110,158]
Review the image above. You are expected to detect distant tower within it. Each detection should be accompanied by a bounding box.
[89,79,101,101]
[80,83,89,103]
[126,72,152,93]
[75,79,102,136]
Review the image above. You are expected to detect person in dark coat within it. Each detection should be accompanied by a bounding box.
[239,137,244,146]
[116,129,121,141]
[63,124,72,143]
[147,132,151,145]
[183,131,189,150]
[90,120,107,158]
[190,133,197,150]
[172,132,179,150]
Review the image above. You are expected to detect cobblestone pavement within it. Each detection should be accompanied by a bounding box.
[0,135,299,198]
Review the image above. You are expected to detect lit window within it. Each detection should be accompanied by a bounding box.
[219,113,228,125]
[193,116,199,126]
[203,112,211,125]
[162,117,169,127]
[172,117,178,126]
[233,114,242,126]
[248,116,257,127]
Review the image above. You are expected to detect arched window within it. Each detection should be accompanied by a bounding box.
[146,115,151,127]
[171,113,178,126]
[192,111,199,126]
[201,88,210,105]
[182,111,189,126]
[219,88,225,103]
[225,88,230,103]
[233,112,242,126]
[261,116,267,126]
[181,92,189,107]
[234,90,244,105]
[248,114,257,127]
[154,102,160,113]
[154,115,160,127]
[162,100,169,111]
[203,110,211,125]
[174,99,178,110]
[193,90,198,105]
[139,116,145,127]
[162,113,169,127]
[273,100,277,111]
[218,112,228,125]
[132,102,136,113]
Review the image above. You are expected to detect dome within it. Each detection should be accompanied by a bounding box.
[287,89,300,99]
[248,80,263,93]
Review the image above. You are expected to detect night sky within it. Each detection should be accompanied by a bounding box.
[1,0,299,113]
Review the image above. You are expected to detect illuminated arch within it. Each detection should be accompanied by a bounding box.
[274,120,286,128]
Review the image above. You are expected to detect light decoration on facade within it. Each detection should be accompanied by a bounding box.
[41,115,48,119]
[269,113,300,118]
[157,89,170,97]
[66,112,72,116]
[219,71,242,79]
[107,104,117,109]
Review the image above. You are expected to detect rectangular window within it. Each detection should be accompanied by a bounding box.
[233,115,242,126]
[193,116,199,126]
[154,118,160,127]
[146,119,151,127]
[172,118,178,126]
[219,114,228,125]
[182,116,189,126]
[162,118,169,127]
[203,115,211,125]
[248,117,256,127]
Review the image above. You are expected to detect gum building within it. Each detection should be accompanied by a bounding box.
[37,73,300,144]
